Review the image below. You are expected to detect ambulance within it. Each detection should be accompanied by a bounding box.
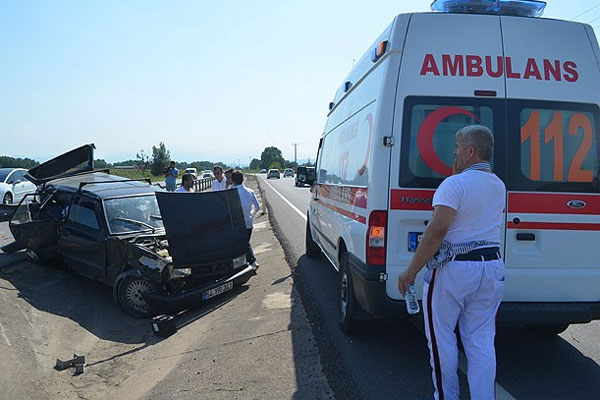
[305,0,600,334]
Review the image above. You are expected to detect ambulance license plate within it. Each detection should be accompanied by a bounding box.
[408,232,423,252]
[202,281,234,300]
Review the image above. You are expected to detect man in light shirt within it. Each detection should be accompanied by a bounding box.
[175,173,195,193]
[231,170,260,268]
[211,165,228,191]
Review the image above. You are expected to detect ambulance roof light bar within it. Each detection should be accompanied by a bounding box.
[430,0,546,18]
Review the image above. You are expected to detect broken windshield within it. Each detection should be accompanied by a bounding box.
[104,195,164,234]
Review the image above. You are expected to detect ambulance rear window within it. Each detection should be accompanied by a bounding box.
[508,100,600,192]
[399,97,501,188]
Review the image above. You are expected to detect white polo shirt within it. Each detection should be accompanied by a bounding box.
[212,177,228,191]
[432,169,505,244]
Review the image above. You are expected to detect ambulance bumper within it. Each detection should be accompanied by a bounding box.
[497,302,600,325]
[348,254,409,318]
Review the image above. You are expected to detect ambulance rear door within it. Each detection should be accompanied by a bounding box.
[501,16,600,302]
[386,12,507,301]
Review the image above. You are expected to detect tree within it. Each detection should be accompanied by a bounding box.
[284,160,298,169]
[268,161,283,171]
[249,158,261,170]
[135,149,149,170]
[0,156,39,169]
[260,146,285,170]
[94,159,111,169]
[151,142,171,176]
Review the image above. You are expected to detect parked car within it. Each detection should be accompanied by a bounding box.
[295,166,315,187]
[267,169,280,179]
[0,144,257,317]
[184,168,197,179]
[0,168,37,204]
[283,168,294,178]
[259,169,267,174]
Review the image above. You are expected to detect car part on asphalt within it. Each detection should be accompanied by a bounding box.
[55,354,85,371]
[151,314,178,337]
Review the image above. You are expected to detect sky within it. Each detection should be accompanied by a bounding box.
[1,0,600,166]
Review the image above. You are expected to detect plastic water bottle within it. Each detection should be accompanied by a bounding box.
[405,284,420,314]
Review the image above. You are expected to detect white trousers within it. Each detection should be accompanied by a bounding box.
[422,259,505,400]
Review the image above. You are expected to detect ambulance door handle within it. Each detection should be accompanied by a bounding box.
[516,233,536,241]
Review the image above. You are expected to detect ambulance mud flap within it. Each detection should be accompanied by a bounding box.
[347,253,409,318]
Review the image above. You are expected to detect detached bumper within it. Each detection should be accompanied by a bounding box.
[144,264,256,313]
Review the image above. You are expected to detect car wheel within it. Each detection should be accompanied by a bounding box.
[2,192,12,205]
[339,251,361,334]
[305,217,321,257]
[117,276,156,317]
[526,324,569,336]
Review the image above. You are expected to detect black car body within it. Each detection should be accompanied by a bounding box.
[295,166,315,187]
[0,144,256,316]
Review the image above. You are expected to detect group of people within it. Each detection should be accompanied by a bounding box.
[165,162,260,268]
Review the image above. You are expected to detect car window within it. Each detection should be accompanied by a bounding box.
[67,199,101,231]
[104,195,164,234]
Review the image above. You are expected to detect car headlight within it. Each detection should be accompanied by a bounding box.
[233,255,247,268]
[170,267,192,279]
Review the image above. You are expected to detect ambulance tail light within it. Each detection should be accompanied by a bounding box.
[430,0,546,18]
[367,210,387,265]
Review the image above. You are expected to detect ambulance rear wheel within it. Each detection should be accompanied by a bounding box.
[305,217,321,257]
[339,251,360,334]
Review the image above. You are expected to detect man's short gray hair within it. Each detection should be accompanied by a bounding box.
[456,125,494,161]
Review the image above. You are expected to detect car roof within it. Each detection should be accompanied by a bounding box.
[47,171,161,199]
[0,168,26,173]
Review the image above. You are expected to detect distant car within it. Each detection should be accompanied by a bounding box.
[259,169,267,174]
[0,145,256,317]
[267,169,280,179]
[283,168,294,178]
[295,166,316,187]
[202,172,213,179]
[0,168,37,204]
[184,168,197,179]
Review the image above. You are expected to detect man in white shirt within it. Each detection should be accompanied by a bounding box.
[231,170,260,268]
[398,125,506,400]
[175,173,195,193]
[211,165,228,191]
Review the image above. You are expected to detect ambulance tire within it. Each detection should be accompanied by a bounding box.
[339,251,362,334]
[305,217,321,257]
[527,324,569,336]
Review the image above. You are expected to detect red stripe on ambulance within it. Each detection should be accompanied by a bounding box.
[390,189,435,210]
[508,193,600,214]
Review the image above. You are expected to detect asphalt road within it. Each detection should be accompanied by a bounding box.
[258,174,600,400]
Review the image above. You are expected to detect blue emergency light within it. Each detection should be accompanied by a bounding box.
[430,0,546,17]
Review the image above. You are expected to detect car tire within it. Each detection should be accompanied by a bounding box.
[2,192,12,205]
[117,275,156,317]
[305,217,321,257]
[339,251,361,334]
[526,324,569,336]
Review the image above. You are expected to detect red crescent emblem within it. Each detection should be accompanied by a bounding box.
[417,107,480,176]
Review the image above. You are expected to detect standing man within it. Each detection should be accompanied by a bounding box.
[231,170,260,268]
[224,168,234,189]
[165,161,179,192]
[211,165,228,191]
[398,125,506,400]
[175,173,195,192]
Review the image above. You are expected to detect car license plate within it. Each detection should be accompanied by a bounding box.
[202,281,234,300]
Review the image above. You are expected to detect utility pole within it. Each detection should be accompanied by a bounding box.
[291,142,300,164]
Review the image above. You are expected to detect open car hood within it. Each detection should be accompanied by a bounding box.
[27,144,95,185]
[155,190,248,268]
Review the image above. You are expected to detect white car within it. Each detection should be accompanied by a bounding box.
[0,168,37,204]
[184,168,197,179]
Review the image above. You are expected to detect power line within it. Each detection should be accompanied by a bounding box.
[588,15,600,24]
[572,3,600,20]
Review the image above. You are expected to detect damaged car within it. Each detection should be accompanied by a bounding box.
[0,144,256,317]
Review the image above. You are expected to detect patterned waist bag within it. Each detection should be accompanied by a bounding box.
[426,240,501,270]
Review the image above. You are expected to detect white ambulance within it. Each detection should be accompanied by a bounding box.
[306,0,600,334]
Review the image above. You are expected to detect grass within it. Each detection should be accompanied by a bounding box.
[108,169,164,182]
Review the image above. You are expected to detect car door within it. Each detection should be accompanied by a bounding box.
[10,170,31,202]
[60,196,107,280]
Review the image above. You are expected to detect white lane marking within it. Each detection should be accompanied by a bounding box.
[259,177,307,221]
[0,322,11,346]
[458,348,516,399]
